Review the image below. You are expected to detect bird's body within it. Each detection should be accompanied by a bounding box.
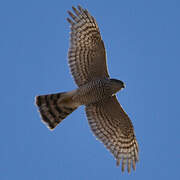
[35,5,139,173]
[74,78,124,105]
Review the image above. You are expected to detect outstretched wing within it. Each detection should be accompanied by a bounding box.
[67,5,109,87]
[85,96,139,173]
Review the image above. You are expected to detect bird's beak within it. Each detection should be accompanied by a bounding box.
[122,84,125,88]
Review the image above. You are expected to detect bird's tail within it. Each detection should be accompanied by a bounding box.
[35,90,79,130]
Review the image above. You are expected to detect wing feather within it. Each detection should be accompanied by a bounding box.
[85,96,139,172]
[67,6,109,87]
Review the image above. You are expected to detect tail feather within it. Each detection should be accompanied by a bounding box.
[35,91,79,130]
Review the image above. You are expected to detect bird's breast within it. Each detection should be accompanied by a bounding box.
[73,79,113,105]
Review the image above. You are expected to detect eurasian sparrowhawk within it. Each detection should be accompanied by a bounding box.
[35,5,139,173]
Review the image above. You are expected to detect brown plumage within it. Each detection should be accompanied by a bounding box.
[35,5,139,173]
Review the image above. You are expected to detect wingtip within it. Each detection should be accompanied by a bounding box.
[116,159,120,166]
[77,5,84,12]
[132,160,136,171]
[66,17,74,25]
[67,10,72,16]
[72,6,76,11]
[127,159,131,173]
[117,158,137,173]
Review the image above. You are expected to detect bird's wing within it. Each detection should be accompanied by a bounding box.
[85,95,139,173]
[67,6,109,87]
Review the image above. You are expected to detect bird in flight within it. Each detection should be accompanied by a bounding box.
[35,5,139,173]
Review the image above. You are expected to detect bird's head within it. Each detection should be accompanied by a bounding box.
[109,78,125,94]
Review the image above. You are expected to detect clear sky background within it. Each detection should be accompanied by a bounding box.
[1,0,180,179]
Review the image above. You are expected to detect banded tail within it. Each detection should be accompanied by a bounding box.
[35,90,79,130]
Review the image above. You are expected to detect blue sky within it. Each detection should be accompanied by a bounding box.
[1,0,180,179]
